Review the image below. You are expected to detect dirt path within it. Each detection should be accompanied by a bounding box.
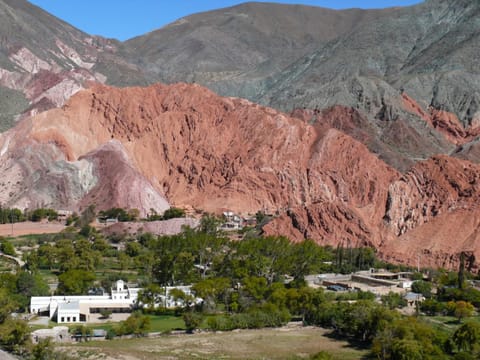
[0,251,24,267]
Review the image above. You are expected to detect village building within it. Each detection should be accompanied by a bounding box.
[219,211,243,231]
[56,210,73,222]
[313,269,419,296]
[30,280,199,324]
[31,326,69,344]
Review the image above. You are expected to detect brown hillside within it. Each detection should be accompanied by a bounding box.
[1,82,479,268]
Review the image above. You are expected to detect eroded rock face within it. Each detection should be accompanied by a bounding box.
[402,93,480,146]
[1,82,480,269]
[381,209,480,271]
[384,156,480,236]
[0,107,169,215]
[78,141,170,216]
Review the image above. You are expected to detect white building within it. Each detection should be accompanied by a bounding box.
[31,280,200,324]
[160,286,200,308]
[30,280,140,324]
[219,211,243,231]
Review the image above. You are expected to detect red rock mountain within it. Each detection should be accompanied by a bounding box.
[1,82,479,270]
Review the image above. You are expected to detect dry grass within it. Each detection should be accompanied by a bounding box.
[65,326,368,360]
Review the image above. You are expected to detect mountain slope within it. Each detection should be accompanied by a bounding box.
[0,1,479,269]
[120,0,480,171]
[1,83,479,268]
[0,0,147,129]
[122,0,480,125]
[122,2,394,100]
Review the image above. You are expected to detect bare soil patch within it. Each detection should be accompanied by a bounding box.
[65,326,368,360]
[0,222,65,237]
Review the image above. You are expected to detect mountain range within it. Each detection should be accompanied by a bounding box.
[0,0,480,269]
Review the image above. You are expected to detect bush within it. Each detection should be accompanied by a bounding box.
[183,312,203,333]
[116,312,151,337]
[106,328,116,340]
[163,207,186,220]
[0,239,16,256]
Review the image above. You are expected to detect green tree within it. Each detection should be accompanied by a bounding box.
[243,276,268,302]
[169,288,195,309]
[0,288,17,323]
[453,322,480,352]
[172,251,197,284]
[118,252,131,272]
[74,238,101,271]
[125,241,142,257]
[137,283,164,310]
[192,277,230,312]
[55,239,78,272]
[391,339,423,360]
[420,298,444,316]
[381,292,408,310]
[56,269,95,295]
[100,309,112,320]
[372,317,447,360]
[454,301,474,323]
[0,318,30,352]
[198,214,222,236]
[15,271,49,311]
[411,280,432,298]
[36,243,57,270]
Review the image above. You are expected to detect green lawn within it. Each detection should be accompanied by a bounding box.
[37,269,58,286]
[86,314,185,333]
[147,314,185,332]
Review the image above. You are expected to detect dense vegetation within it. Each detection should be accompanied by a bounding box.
[0,207,59,224]
[1,211,480,359]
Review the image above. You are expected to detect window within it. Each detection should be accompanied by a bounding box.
[73,317,76,322]
[61,317,65,322]
[67,317,70,322]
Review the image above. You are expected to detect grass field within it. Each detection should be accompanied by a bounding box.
[85,314,186,333]
[64,326,369,360]
[422,315,480,335]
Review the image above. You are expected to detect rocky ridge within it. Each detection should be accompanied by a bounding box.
[0,0,146,130]
[1,82,479,269]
